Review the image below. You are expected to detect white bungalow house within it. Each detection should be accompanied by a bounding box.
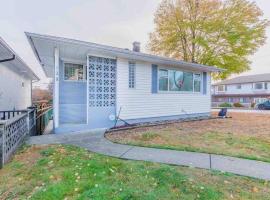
[0,37,39,112]
[26,32,221,133]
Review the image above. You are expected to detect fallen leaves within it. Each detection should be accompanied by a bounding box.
[252,186,259,193]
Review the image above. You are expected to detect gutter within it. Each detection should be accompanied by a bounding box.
[0,54,15,63]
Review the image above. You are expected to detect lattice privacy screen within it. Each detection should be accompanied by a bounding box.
[88,56,116,107]
[2,114,28,164]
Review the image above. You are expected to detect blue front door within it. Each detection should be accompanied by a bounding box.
[88,56,116,129]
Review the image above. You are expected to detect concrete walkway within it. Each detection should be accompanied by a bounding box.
[27,130,270,181]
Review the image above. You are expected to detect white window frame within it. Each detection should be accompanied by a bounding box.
[253,82,264,90]
[63,62,86,82]
[239,97,244,103]
[193,73,202,93]
[158,69,169,91]
[264,82,268,90]
[236,84,241,89]
[157,67,202,93]
[128,62,136,89]
[217,85,226,92]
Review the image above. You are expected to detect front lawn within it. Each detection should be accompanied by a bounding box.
[107,112,270,163]
[1,145,270,199]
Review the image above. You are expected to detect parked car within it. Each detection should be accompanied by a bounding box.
[256,100,270,110]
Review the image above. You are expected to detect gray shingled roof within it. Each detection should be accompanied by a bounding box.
[213,73,270,85]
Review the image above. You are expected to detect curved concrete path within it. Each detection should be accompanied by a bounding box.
[27,129,270,181]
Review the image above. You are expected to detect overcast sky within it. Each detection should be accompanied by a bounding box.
[1,0,269,87]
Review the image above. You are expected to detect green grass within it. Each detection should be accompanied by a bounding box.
[0,145,269,200]
[108,130,270,163]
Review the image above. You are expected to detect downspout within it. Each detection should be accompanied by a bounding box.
[0,54,15,63]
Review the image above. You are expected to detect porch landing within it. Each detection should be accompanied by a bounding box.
[27,130,270,181]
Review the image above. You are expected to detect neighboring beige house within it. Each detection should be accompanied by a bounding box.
[212,73,270,107]
[0,37,39,111]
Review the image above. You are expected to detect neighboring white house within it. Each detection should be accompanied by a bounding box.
[26,32,221,133]
[212,73,270,107]
[0,37,39,111]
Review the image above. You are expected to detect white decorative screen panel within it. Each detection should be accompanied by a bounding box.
[88,56,116,108]
[88,56,117,129]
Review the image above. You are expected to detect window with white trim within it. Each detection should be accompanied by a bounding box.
[236,84,241,89]
[217,85,225,92]
[128,62,136,88]
[254,82,263,90]
[158,69,168,91]
[64,63,85,81]
[194,74,201,92]
[158,69,201,92]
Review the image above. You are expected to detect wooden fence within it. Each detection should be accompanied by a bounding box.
[36,107,53,135]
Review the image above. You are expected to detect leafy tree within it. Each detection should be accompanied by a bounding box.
[148,0,269,79]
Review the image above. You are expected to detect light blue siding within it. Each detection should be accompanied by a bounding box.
[88,107,115,129]
[59,104,87,124]
[59,61,87,124]
[59,82,86,104]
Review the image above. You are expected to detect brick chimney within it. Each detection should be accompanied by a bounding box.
[132,41,141,52]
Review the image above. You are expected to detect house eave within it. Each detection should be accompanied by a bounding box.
[25,32,222,78]
[26,33,49,78]
[0,37,40,81]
